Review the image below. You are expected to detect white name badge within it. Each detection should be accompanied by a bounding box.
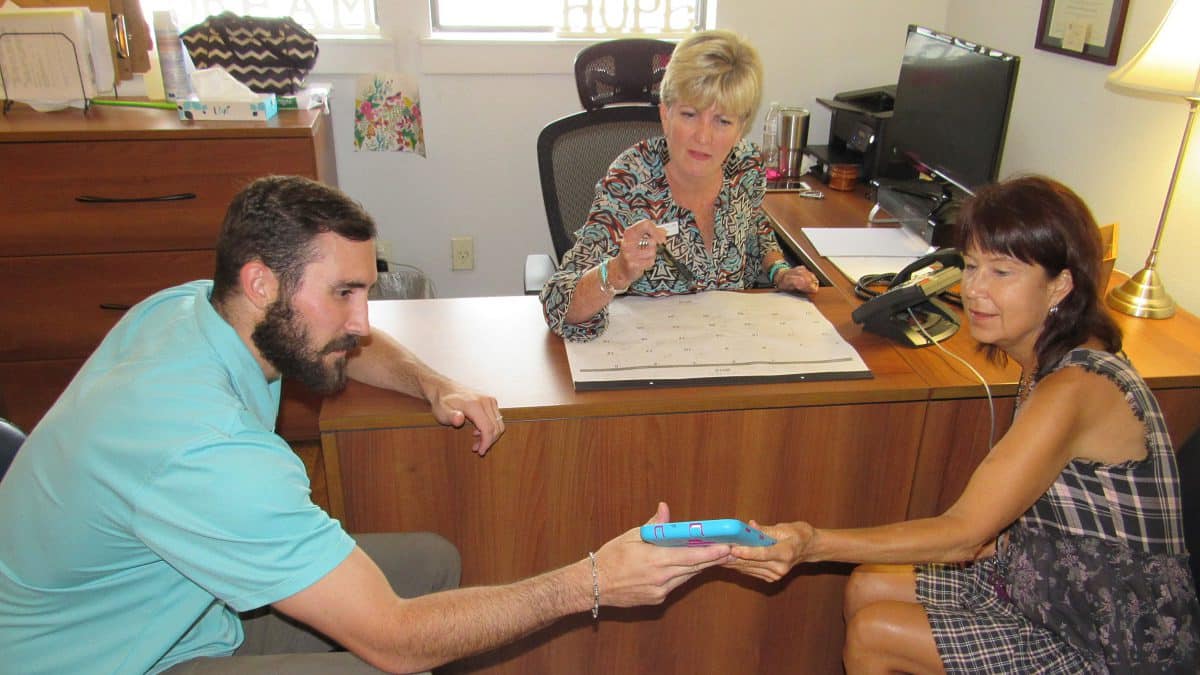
[659,221,680,237]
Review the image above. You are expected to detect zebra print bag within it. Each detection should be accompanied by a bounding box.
[181,12,318,95]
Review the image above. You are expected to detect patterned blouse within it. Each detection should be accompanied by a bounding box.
[539,136,783,342]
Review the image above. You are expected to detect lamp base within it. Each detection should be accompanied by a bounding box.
[1106,267,1176,319]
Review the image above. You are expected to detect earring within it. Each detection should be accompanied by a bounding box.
[1049,305,1059,316]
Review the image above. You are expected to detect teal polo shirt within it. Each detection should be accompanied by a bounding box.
[0,281,355,674]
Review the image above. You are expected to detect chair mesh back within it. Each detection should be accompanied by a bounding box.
[537,107,663,260]
[575,39,674,111]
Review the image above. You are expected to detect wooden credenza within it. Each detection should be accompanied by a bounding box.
[318,186,1200,674]
[0,106,335,448]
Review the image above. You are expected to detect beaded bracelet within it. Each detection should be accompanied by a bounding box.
[588,551,600,619]
[598,258,628,295]
[768,260,791,286]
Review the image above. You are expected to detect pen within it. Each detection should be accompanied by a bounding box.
[90,98,179,110]
[658,245,695,286]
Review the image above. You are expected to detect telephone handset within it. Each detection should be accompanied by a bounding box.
[851,248,964,347]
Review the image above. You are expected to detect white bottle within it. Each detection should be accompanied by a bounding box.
[762,101,780,176]
[153,10,194,101]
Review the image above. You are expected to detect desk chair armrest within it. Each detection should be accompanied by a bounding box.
[0,417,26,480]
[525,253,557,295]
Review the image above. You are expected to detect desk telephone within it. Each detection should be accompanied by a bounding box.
[851,248,963,347]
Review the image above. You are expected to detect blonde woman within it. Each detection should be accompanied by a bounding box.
[541,30,819,341]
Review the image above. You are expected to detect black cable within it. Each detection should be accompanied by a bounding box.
[853,273,897,300]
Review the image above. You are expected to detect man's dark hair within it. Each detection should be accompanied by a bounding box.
[212,175,376,304]
[956,174,1121,377]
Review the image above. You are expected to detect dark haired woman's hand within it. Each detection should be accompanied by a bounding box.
[725,520,814,582]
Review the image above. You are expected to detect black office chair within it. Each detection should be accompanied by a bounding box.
[524,39,673,294]
[574,38,674,112]
[1178,425,1200,587]
[0,417,26,481]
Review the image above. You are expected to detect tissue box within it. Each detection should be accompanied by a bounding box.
[178,93,278,122]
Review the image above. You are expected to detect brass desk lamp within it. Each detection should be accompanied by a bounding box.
[1104,0,1200,319]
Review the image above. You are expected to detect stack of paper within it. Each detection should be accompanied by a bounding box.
[801,226,936,283]
[0,6,114,110]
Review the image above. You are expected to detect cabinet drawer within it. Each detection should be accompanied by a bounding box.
[0,250,216,362]
[0,136,318,256]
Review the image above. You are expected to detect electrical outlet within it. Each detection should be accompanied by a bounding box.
[375,239,394,265]
[451,236,474,271]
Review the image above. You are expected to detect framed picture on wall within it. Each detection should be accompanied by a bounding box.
[1035,0,1129,65]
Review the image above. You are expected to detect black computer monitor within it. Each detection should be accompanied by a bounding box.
[886,25,1020,194]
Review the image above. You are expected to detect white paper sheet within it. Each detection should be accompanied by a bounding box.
[802,227,933,258]
[564,291,871,389]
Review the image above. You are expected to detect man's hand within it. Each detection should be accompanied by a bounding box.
[345,331,506,455]
[592,502,731,608]
[430,385,505,455]
[724,520,814,582]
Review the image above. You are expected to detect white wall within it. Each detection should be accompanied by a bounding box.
[722,0,950,156]
[313,0,1198,314]
[312,1,585,300]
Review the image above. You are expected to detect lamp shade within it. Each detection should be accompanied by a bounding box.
[1107,0,1200,98]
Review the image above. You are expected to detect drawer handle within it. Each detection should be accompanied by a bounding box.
[76,192,197,204]
[100,303,132,311]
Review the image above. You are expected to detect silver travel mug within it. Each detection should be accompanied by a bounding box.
[777,107,810,178]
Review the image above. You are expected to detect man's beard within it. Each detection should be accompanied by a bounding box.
[252,298,359,394]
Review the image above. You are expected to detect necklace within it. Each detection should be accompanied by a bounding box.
[1015,372,1035,409]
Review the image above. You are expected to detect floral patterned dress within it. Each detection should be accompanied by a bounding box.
[538,136,783,342]
[916,348,1200,673]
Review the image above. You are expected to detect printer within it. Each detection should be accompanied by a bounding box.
[805,84,900,184]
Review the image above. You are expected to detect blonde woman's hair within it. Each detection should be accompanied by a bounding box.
[660,30,763,131]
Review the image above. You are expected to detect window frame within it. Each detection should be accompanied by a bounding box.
[430,0,556,34]
[144,0,381,38]
[428,0,708,37]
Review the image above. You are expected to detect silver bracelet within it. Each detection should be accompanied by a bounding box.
[588,551,600,619]
[597,258,628,295]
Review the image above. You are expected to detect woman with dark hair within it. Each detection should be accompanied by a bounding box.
[727,175,1200,673]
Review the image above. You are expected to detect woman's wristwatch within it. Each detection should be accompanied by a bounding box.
[598,258,629,295]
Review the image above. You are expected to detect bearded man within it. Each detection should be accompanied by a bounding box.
[0,176,729,674]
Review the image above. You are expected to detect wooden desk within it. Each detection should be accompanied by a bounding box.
[320,188,1200,674]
